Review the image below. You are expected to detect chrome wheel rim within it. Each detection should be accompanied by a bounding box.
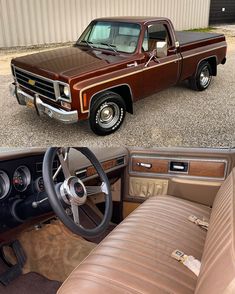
[97,102,120,129]
[200,66,211,87]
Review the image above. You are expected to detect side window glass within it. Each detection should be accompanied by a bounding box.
[143,23,170,58]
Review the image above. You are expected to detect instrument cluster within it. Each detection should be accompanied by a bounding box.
[0,154,60,201]
[0,165,46,200]
[0,153,62,234]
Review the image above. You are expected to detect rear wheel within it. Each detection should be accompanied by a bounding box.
[189,61,213,91]
[89,91,126,136]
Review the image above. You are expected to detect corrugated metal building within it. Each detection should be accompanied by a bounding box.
[0,0,211,48]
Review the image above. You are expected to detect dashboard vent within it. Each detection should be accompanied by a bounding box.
[116,157,125,166]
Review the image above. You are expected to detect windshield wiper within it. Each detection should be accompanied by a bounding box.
[99,42,117,53]
[79,40,94,48]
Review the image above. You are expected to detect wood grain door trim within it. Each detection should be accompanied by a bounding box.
[189,161,225,178]
[130,155,227,180]
[131,157,168,174]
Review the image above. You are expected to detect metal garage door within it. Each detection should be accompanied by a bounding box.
[209,0,235,24]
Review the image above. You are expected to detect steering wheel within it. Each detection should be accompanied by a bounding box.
[42,147,113,238]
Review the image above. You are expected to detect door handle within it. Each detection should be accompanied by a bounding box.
[172,165,185,170]
[127,61,138,68]
[168,48,177,54]
[169,161,189,173]
[136,162,152,169]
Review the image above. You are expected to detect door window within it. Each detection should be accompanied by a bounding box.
[142,23,171,58]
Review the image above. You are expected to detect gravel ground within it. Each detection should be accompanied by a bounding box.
[0,27,235,148]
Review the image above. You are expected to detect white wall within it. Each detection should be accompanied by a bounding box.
[0,0,211,48]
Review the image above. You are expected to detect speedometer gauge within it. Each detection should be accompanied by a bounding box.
[13,166,31,192]
[0,171,10,199]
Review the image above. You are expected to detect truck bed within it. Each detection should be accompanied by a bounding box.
[176,31,224,46]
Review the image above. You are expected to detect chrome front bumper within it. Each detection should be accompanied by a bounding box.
[10,84,78,124]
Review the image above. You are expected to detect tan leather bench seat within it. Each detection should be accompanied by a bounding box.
[58,169,235,294]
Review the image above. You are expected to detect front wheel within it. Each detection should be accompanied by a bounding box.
[89,92,126,136]
[189,61,213,91]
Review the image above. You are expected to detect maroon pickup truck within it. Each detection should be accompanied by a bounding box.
[10,17,227,135]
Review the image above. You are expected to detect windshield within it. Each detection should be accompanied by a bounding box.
[77,21,141,53]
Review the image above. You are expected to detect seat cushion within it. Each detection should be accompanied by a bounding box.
[58,195,211,294]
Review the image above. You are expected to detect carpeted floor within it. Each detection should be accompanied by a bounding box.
[17,220,97,282]
[0,202,116,291]
[0,259,61,294]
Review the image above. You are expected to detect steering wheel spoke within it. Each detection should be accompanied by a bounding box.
[86,185,102,196]
[71,203,80,225]
[86,182,109,196]
[57,148,71,179]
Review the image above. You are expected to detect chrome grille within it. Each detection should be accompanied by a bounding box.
[14,67,56,100]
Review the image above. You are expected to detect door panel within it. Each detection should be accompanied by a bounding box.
[168,178,221,206]
[129,177,168,198]
[123,148,234,217]
[142,56,180,97]
[123,202,139,219]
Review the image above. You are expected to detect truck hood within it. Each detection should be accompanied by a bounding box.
[12,46,128,80]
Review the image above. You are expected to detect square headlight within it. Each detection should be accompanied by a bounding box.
[59,84,70,100]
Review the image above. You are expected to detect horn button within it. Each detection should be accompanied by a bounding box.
[60,176,87,206]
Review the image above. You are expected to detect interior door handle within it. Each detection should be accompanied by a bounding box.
[136,162,152,169]
[169,161,189,173]
[172,165,184,170]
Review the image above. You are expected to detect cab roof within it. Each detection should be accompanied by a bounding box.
[93,17,169,25]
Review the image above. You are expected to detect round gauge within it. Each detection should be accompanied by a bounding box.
[35,177,44,192]
[0,170,10,199]
[13,166,31,192]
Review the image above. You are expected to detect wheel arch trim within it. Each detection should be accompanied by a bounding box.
[195,55,218,77]
[86,83,134,117]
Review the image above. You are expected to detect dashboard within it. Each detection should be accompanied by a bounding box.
[0,153,61,233]
[0,147,128,234]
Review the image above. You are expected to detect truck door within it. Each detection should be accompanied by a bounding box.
[142,22,181,98]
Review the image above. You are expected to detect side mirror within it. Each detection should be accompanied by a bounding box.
[156,41,167,58]
[144,49,159,67]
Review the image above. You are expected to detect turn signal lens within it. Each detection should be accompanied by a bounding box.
[61,101,71,110]
[83,93,88,110]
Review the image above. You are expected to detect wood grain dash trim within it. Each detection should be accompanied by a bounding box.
[86,159,117,177]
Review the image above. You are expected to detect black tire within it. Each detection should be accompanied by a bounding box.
[189,61,213,91]
[89,91,126,136]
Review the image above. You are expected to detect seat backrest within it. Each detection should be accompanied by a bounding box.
[114,35,138,53]
[195,168,235,294]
